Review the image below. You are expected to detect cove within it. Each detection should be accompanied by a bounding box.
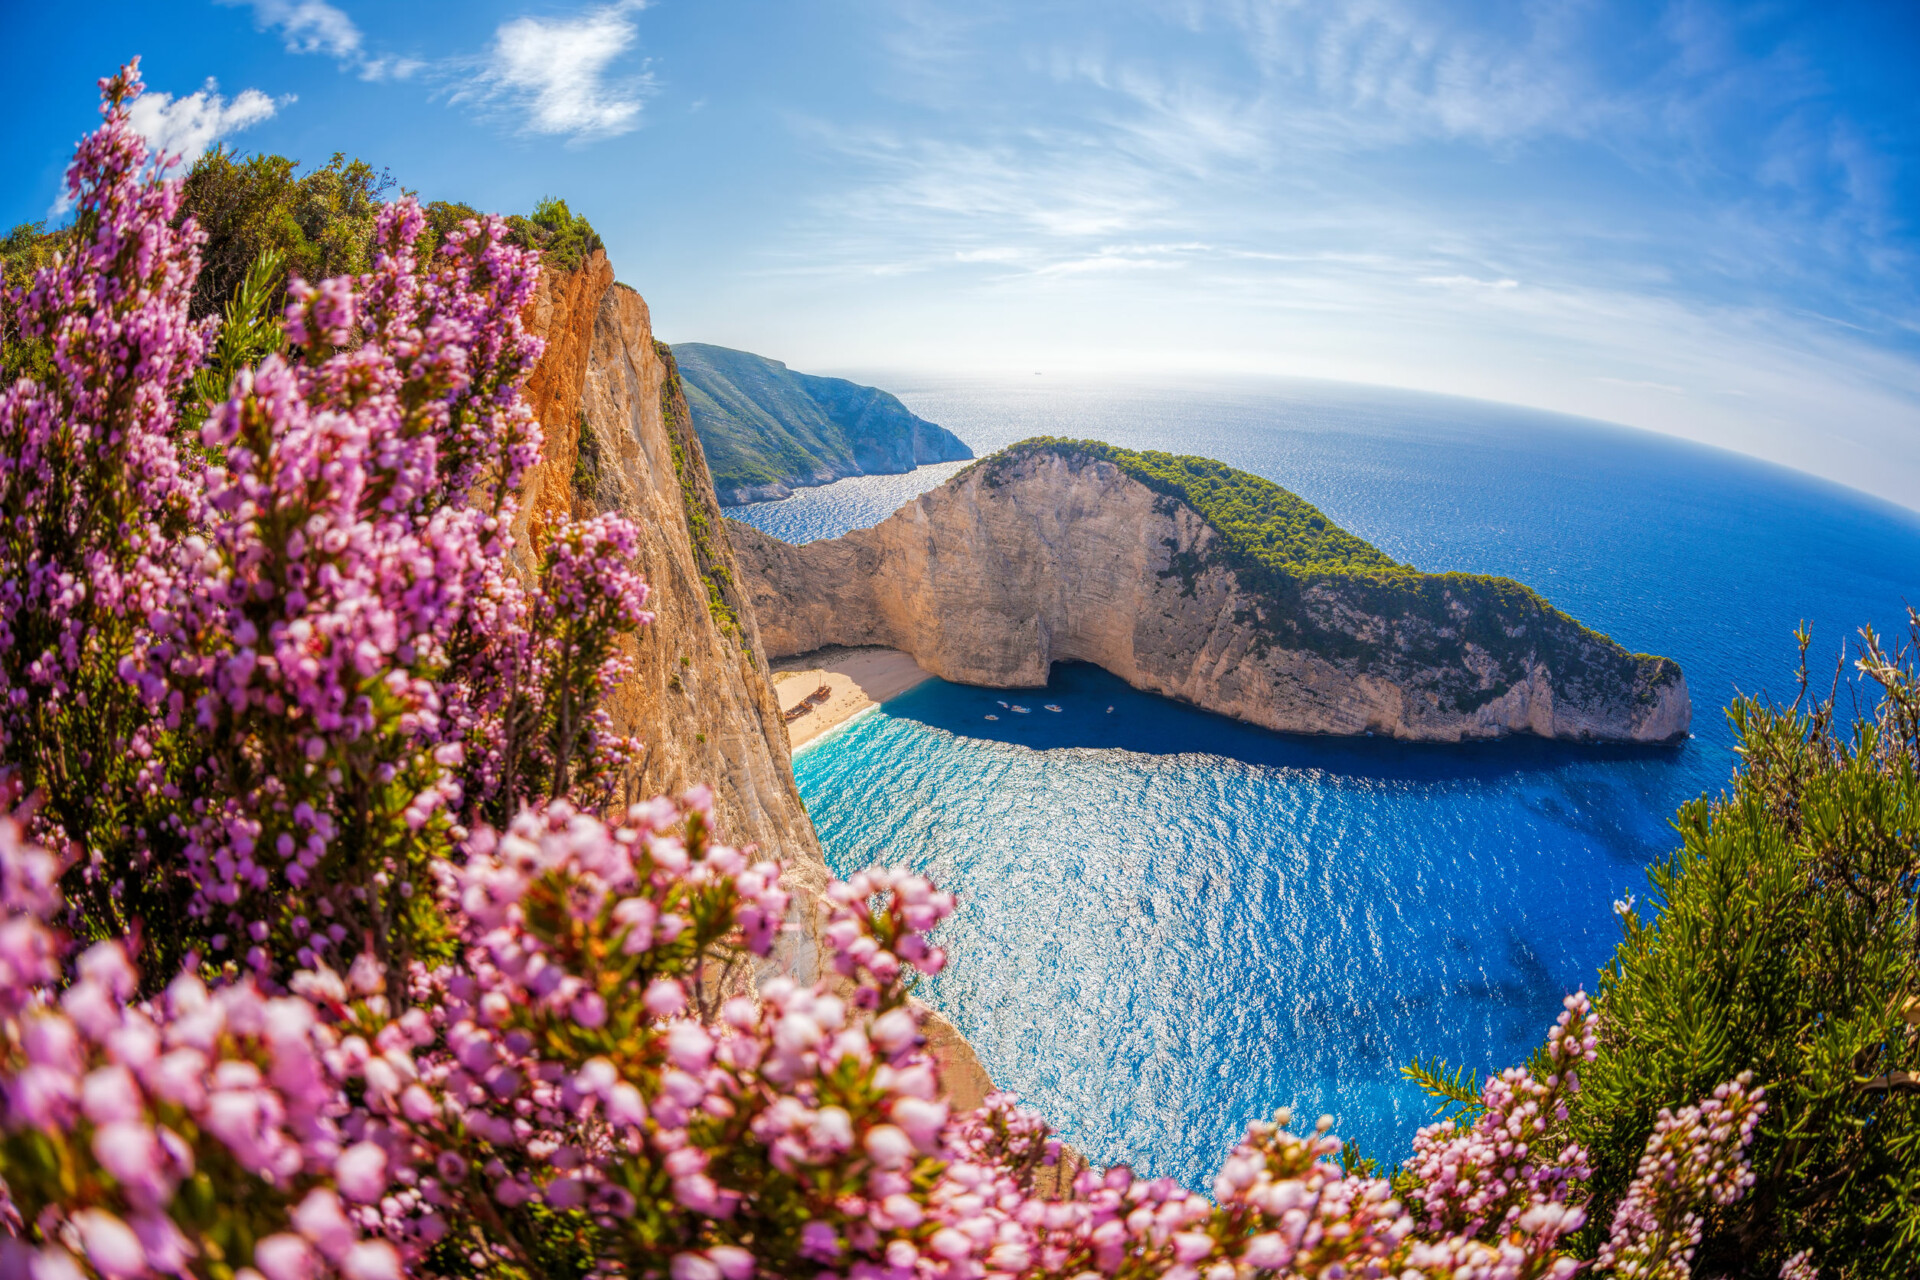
[732,376,1920,1187]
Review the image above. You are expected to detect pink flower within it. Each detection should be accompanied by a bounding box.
[91,1122,170,1206]
[890,1096,949,1152]
[1173,1231,1215,1263]
[868,1007,917,1054]
[798,1221,841,1262]
[669,1253,720,1280]
[605,1081,646,1127]
[73,1210,145,1280]
[863,1124,915,1169]
[290,1189,357,1261]
[928,1227,973,1261]
[1242,1233,1288,1269]
[571,991,607,1028]
[643,978,686,1019]
[334,1141,387,1203]
[130,1213,194,1274]
[338,1241,402,1280]
[665,1022,713,1071]
[81,1066,144,1125]
[706,1246,754,1280]
[251,1234,316,1280]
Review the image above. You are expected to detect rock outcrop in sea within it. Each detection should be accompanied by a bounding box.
[673,342,973,505]
[729,439,1692,744]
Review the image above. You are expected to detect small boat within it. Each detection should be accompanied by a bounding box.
[997,700,1009,708]
[1011,705,1031,714]
[984,714,999,721]
[1106,706,1114,713]
[1043,704,1062,713]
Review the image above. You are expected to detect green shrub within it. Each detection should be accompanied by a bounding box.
[504,196,603,274]
[1,219,67,383]
[180,147,393,321]
[1567,619,1920,1276]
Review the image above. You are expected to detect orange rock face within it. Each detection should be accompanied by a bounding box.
[517,254,1003,1116]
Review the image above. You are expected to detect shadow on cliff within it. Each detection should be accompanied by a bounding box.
[879,661,1689,788]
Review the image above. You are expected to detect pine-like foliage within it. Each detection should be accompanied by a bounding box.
[1572,617,1920,1277]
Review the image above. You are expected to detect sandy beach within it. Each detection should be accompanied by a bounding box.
[771,646,933,749]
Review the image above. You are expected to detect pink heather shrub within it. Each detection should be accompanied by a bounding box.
[0,63,1793,1280]
[1595,1075,1768,1280]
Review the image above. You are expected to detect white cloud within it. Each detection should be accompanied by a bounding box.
[1422,275,1520,290]
[50,79,283,218]
[462,2,654,141]
[222,0,363,59]
[220,0,419,80]
[357,55,424,83]
[127,81,282,166]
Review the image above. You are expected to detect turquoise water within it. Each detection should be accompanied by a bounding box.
[726,376,1920,1187]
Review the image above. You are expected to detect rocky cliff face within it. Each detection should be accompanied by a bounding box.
[730,447,1692,744]
[514,258,998,1098]
[513,254,824,899]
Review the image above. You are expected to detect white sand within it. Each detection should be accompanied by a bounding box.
[771,647,933,749]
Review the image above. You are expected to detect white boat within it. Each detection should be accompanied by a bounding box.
[1011,705,1031,714]
[1043,704,1062,712]
[984,714,999,721]
[997,700,1009,707]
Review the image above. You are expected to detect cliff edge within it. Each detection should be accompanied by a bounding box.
[729,438,1691,744]
[513,258,1000,1096]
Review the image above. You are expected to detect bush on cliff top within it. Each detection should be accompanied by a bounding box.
[980,437,1402,579]
[0,63,1769,1280]
[1570,623,1920,1272]
[2,145,603,376]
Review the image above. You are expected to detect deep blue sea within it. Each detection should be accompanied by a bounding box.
[724,375,1920,1187]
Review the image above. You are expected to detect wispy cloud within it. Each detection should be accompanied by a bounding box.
[729,1,1920,505]
[219,0,422,80]
[1422,275,1520,290]
[458,2,655,141]
[52,79,282,216]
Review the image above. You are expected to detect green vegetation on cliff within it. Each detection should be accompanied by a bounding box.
[982,437,1403,577]
[975,437,1682,716]
[672,342,973,504]
[1407,625,1920,1275]
[4,147,603,351]
[656,341,747,650]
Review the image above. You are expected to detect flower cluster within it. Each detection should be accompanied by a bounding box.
[0,812,397,1280]
[1395,993,1600,1277]
[0,60,652,985]
[1596,1074,1767,1280]
[0,63,1801,1280]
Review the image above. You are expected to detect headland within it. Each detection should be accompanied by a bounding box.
[731,438,1692,744]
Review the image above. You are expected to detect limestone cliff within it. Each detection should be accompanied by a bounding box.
[729,441,1692,744]
[513,258,997,1096]
[513,254,823,893]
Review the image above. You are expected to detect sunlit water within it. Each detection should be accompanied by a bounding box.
[723,375,1920,1186]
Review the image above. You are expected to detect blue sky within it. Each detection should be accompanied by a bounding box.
[6,1,1920,508]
